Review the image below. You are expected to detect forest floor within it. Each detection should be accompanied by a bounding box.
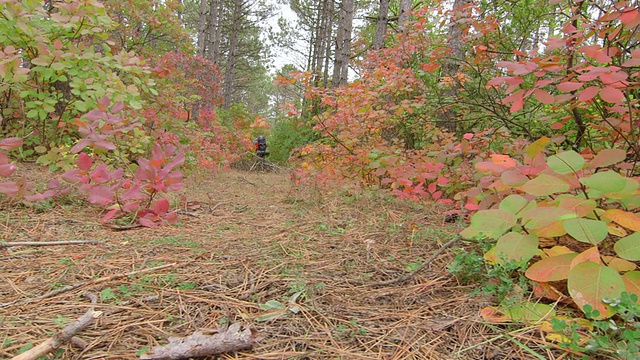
[1,164,562,359]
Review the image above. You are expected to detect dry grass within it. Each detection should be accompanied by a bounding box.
[1,166,564,359]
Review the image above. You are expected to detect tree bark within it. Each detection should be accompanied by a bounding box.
[207,0,222,65]
[196,0,208,57]
[439,0,471,132]
[223,0,242,108]
[398,0,412,30]
[333,0,354,87]
[373,0,390,50]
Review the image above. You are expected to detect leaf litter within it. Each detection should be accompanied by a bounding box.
[0,166,567,359]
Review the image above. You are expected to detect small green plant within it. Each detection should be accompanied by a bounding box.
[100,287,117,301]
[551,293,640,359]
[333,320,368,338]
[177,282,196,290]
[51,314,70,327]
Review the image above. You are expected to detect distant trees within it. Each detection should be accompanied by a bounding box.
[192,0,273,110]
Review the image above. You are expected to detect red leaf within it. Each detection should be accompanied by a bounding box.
[465,203,479,211]
[510,96,524,113]
[97,95,110,112]
[556,82,583,92]
[420,63,439,73]
[0,181,19,195]
[71,139,92,154]
[111,102,124,114]
[0,163,16,177]
[534,89,554,104]
[620,7,640,26]
[90,164,111,183]
[577,86,599,102]
[0,137,23,150]
[87,186,114,205]
[102,209,119,223]
[152,198,171,214]
[123,201,140,212]
[599,86,625,104]
[61,169,88,184]
[77,153,93,171]
[93,140,116,151]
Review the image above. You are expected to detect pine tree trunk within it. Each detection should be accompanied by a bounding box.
[439,0,471,132]
[338,0,353,86]
[197,0,208,57]
[373,0,390,50]
[223,0,242,108]
[207,0,221,65]
[398,0,411,30]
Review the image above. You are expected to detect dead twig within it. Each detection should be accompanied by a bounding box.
[139,323,256,360]
[10,295,101,360]
[0,240,102,248]
[108,224,143,231]
[0,263,177,308]
[238,176,257,186]
[175,210,199,218]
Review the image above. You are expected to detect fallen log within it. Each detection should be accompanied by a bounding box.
[139,323,256,360]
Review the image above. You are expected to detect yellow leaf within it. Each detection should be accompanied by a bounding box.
[604,209,640,232]
[484,246,497,265]
[608,223,628,237]
[543,246,574,257]
[603,256,636,272]
[525,136,550,159]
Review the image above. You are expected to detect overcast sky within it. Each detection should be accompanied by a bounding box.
[265,1,304,72]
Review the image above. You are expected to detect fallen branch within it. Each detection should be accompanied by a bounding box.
[0,263,177,308]
[0,240,102,248]
[139,323,256,360]
[108,224,143,231]
[10,296,101,360]
[370,237,461,287]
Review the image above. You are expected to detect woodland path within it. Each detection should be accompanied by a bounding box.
[0,168,544,359]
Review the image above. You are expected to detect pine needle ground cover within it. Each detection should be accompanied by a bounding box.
[2,168,566,359]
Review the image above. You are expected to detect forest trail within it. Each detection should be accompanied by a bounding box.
[1,168,535,359]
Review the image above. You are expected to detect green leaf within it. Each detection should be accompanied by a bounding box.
[562,218,608,244]
[567,262,626,319]
[30,57,49,66]
[460,209,516,240]
[494,232,538,264]
[259,300,286,311]
[525,253,578,282]
[614,232,640,261]
[607,178,639,199]
[51,62,65,71]
[621,195,640,210]
[522,206,575,231]
[100,287,116,300]
[75,101,88,112]
[503,302,556,323]
[580,170,627,193]
[547,150,585,174]
[521,174,570,197]
[498,194,529,216]
[26,109,38,119]
[129,99,143,110]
